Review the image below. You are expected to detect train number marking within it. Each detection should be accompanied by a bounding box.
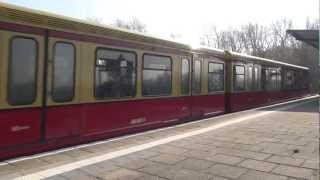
[11,126,30,132]
[130,117,146,125]
[182,106,188,111]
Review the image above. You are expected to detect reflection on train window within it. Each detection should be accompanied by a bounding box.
[248,66,253,90]
[95,48,136,99]
[8,37,38,105]
[270,69,277,90]
[208,62,224,92]
[276,69,282,89]
[192,60,202,94]
[52,42,75,102]
[233,65,245,91]
[254,65,261,90]
[261,68,268,90]
[143,54,172,96]
[181,58,190,95]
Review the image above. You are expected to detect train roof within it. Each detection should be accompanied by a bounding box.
[0,2,191,51]
[0,2,310,71]
[196,47,309,70]
[226,50,309,70]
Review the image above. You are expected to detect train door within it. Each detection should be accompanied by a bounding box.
[44,35,82,140]
[191,56,203,118]
[0,29,45,149]
[224,61,232,113]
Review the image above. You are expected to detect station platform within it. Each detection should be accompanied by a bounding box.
[0,96,319,180]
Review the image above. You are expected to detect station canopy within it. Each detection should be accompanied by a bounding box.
[287,30,319,49]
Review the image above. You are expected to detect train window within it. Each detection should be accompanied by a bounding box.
[233,65,245,91]
[266,68,281,91]
[270,69,278,90]
[8,37,38,105]
[52,42,75,102]
[192,60,202,94]
[143,54,172,96]
[285,70,294,88]
[181,58,190,95]
[95,48,136,99]
[208,62,224,92]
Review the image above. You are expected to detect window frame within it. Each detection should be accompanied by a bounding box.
[7,36,39,106]
[207,61,225,93]
[52,41,76,103]
[180,57,191,95]
[94,47,138,100]
[233,64,246,92]
[142,53,173,97]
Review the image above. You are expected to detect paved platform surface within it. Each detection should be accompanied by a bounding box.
[0,97,319,180]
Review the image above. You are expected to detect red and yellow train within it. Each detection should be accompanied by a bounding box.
[0,3,309,160]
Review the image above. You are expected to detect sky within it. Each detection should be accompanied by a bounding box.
[1,0,319,46]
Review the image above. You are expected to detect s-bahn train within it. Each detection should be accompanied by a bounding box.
[0,3,310,160]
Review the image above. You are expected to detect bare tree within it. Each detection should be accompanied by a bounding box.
[200,25,245,52]
[241,23,272,57]
[271,18,295,48]
[200,25,219,48]
[305,18,320,30]
[113,17,147,33]
[200,18,319,92]
[86,17,104,25]
[201,24,271,55]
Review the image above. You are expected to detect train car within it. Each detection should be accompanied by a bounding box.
[0,3,197,160]
[196,48,310,112]
[0,2,310,160]
[225,50,309,112]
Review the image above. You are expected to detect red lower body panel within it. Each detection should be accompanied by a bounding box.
[0,90,310,160]
[226,89,309,112]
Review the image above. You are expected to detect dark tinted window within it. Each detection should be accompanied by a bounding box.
[209,63,224,73]
[192,60,202,94]
[143,54,172,96]
[181,58,190,95]
[8,37,37,105]
[95,48,136,98]
[52,42,75,102]
[144,55,171,70]
[233,65,245,91]
[208,62,224,92]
